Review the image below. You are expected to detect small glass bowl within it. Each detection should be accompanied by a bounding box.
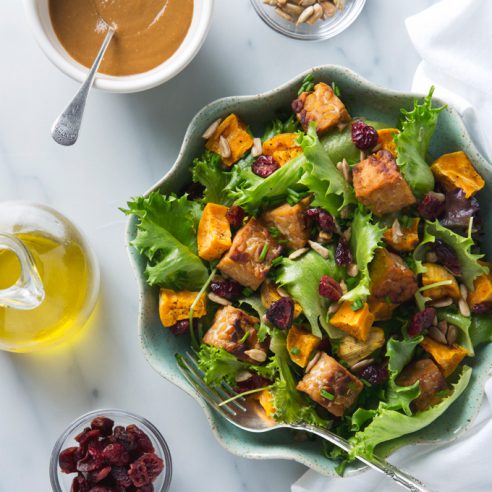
[250,0,366,41]
[50,409,172,492]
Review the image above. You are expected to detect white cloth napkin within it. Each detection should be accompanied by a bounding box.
[292,1,492,491]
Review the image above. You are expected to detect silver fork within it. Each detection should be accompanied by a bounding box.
[176,352,434,492]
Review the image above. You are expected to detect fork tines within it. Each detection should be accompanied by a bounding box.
[176,351,247,417]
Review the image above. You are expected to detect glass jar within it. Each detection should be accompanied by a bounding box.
[50,409,172,492]
[0,202,99,352]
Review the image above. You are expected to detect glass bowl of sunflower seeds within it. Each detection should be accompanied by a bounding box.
[250,0,366,40]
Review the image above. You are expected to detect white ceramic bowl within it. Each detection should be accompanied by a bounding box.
[23,0,214,93]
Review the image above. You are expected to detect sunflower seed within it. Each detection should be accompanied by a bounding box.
[244,349,267,363]
[437,319,448,334]
[340,206,350,219]
[428,191,446,203]
[426,251,438,263]
[320,1,337,18]
[277,286,289,297]
[334,0,345,10]
[432,315,438,326]
[458,298,471,317]
[328,302,340,314]
[283,2,304,16]
[429,325,448,345]
[360,150,366,161]
[277,0,288,4]
[274,7,294,21]
[235,371,253,382]
[446,324,458,346]
[308,240,330,258]
[347,263,359,277]
[340,280,348,294]
[337,159,351,183]
[391,219,404,243]
[263,0,277,4]
[351,358,374,373]
[306,3,323,24]
[202,118,221,139]
[219,135,231,159]
[208,292,231,306]
[289,247,309,260]
[342,226,352,241]
[305,351,321,373]
[251,137,262,157]
[459,284,468,300]
[297,5,314,24]
[299,0,316,5]
[431,297,453,308]
[317,231,333,243]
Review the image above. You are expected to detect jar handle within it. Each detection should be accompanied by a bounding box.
[0,233,45,310]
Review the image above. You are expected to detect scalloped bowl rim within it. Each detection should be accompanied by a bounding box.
[126,65,492,476]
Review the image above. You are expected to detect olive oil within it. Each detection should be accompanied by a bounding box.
[0,232,94,352]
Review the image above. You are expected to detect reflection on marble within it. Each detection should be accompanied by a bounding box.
[0,0,435,490]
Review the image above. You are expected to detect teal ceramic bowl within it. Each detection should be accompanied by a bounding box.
[126,65,492,476]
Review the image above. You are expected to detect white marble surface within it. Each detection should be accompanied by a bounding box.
[0,1,436,490]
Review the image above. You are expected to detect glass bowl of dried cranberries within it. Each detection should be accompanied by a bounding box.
[50,409,172,492]
[250,0,366,40]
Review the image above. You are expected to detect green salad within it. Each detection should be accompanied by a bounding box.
[125,75,492,472]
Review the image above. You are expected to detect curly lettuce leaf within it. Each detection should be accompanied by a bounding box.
[395,87,445,199]
[438,309,474,356]
[124,193,208,289]
[341,208,386,303]
[269,329,330,428]
[239,296,271,342]
[385,336,423,416]
[192,151,233,206]
[425,221,488,289]
[276,250,345,338]
[197,345,276,387]
[470,314,492,347]
[299,122,355,215]
[350,365,472,459]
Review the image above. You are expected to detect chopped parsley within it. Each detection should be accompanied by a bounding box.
[290,347,301,356]
[320,388,335,401]
[259,243,269,262]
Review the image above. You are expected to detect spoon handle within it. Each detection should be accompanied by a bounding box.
[51,26,115,146]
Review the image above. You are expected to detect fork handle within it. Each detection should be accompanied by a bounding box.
[297,424,435,492]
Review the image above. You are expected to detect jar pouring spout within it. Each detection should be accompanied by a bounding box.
[0,233,45,310]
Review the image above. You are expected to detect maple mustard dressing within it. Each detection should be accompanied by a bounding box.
[49,0,194,76]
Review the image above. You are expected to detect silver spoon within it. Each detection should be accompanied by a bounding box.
[51,25,115,146]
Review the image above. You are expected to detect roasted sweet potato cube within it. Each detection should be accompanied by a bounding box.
[367,297,399,321]
[420,337,467,377]
[294,82,350,135]
[422,263,460,300]
[260,280,302,318]
[258,389,276,418]
[286,326,321,368]
[262,133,303,166]
[369,248,418,303]
[329,301,375,342]
[217,218,282,290]
[203,306,266,364]
[159,289,206,327]
[260,198,310,250]
[352,150,416,216]
[377,128,399,157]
[197,203,232,261]
[431,151,485,198]
[296,353,363,417]
[383,218,420,253]
[337,327,385,367]
[468,267,492,308]
[205,114,254,167]
[396,359,448,412]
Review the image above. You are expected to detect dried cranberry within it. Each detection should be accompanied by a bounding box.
[351,121,378,150]
[136,453,164,482]
[266,296,294,330]
[319,275,342,302]
[169,319,198,336]
[408,307,436,337]
[318,210,336,233]
[77,453,103,473]
[88,466,112,483]
[113,428,138,453]
[335,237,353,266]
[442,188,480,229]
[138,485,154,492]
[235,374,272,393]
[59,447,79,474]
[75,429,101,451]
[87,487,113,492]
[126,425,155,454]
[417,192,445,220]
[101,443,130,466]
[111,466,132,488]
[71,476,90,492]
[226,205,246,228]
[472,303,492,315]
[252,155,280,178]
[91,417,114,436]
[306,207,320,218]
[360,364,389,385]
[210,278,243,300]
[292,98,304,113]
[128,462,149,487]
[434,240,461,275]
